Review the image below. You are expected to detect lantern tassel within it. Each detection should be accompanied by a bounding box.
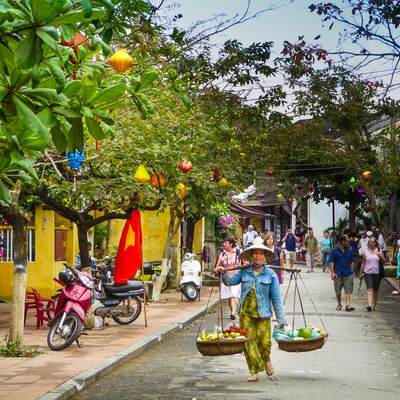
[73,176,77,192]
[96,139,99,152]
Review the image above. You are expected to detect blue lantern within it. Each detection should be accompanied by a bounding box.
[66,149,86,170]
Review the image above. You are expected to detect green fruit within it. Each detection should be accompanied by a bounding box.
[298,327,312,339]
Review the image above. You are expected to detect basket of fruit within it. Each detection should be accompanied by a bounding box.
[196,326,249,356]
[273,326,328,353]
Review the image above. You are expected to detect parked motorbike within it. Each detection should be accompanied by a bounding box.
[48,263,145,351]
[47,264,94,351]
[180,253,202,301]
[133,260,173,292]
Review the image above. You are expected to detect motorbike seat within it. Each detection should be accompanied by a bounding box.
[142,261,162,269]
[104,281,143,294]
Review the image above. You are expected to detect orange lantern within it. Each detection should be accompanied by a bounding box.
[61,32,90,63]
[362,171,371,180]
[109,49,134,73]
[134,164,150,184]
[150,173,166,188]
[177,183,186,197]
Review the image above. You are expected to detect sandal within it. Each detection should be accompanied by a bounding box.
[366,306,372,312]
[266,362,274,376]
[373,306,379,311]
[345,305,355,311]
[248,374,258,382]
[336,304,342,310]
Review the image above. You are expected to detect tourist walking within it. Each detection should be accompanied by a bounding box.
[244,225,258,248]
[320,230,332,272]
[329,235,355,312]
[359,237,385,311]
[215,237,242,320]
[282,229,299,270]
[304,229,319,273]
[349,230,361,275]
[263,234,284,284]
[359,230,369,256]
[214,243,286,382]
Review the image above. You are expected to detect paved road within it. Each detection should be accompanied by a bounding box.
[73,267,400,400]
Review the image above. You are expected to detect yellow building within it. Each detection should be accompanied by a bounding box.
[0,207,205,300]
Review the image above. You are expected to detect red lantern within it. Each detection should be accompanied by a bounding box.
[288,198,293,205]
[266,166,273,188]
[61,32,90,63]
[179,160,192,173]
[308,184,313,193]
[212,168,220,180]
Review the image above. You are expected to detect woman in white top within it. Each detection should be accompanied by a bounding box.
[359,237,385,311]
[215,237,242,320]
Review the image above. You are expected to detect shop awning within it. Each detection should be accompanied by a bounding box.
[230,203,275,219]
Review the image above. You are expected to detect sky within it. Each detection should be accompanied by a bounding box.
[160,0,400,101]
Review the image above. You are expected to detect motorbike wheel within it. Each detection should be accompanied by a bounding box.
[112,297,142,325]
[47,311,82,351]
[182,283,199,301]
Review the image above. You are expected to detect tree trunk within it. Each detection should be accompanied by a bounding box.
[7,210,28,347]
[348,200,356,231]
[152,207,182,301]
[389,195,395,234]
[363,183,389,242]
[185,216,201,253]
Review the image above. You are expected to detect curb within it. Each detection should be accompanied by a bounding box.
[384,276,399,292]
[38,297,219,400]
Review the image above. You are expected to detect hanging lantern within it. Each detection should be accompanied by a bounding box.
[308,184,313,193]
[266,166,273,188]
[134,164,150,184]
[362,171,371,180]
[277,183,283,188]
[288,198,293,205]
[66,149,86,192]
[179,160,192,173]
[212,168,220,180]
[61,32,90,63]
[277,194,284,199]
[109,48,134,73]
[150,173,166,188]
[217,177,228,185]
[177,182,186,197]
[349,176,357,192]
[297,185,302,191]
[260,193,265,200]
[358,189,366,195]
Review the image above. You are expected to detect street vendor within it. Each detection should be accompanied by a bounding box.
[214,242,286,382]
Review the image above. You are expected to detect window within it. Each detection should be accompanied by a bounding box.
[0,228,35,262]
[55,230,67,261]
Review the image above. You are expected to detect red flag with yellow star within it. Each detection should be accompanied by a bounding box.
[113,210,142,284]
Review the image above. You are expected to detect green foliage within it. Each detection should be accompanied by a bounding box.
[0,334,38,357]
[211,204,239,244]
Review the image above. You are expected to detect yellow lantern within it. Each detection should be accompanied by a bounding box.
[134,164,150,184]
[109,48,134,73]
[217,177,228,185]
[277,194,284,199]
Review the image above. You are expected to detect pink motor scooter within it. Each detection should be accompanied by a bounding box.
[47,263,94,351]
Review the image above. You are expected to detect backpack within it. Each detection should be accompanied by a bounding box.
[215,247,242,267]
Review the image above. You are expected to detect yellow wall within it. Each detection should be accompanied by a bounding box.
[250,218,262,232]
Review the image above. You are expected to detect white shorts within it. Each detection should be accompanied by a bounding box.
[285,250,296,261]
[220,281,241,299]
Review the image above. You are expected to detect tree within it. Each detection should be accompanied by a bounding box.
[0,0,155,347]
[267,62,400,241]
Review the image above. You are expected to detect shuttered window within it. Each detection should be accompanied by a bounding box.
[55,230,67,261]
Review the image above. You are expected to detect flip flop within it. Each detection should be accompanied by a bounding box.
[336,304,342,310]
[373,306,380,311]
[248,375,258,382]
[345,305,355,311]
[266,362,274,376]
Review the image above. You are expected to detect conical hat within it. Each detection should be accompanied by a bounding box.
[241,243,276,263]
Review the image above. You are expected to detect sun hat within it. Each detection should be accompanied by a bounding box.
[241,243,276,263]
[367,231,373,237]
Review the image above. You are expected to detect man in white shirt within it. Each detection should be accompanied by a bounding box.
[244,225,258,248]
[359,230,369,256]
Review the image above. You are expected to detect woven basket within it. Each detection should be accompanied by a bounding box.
[275,333,328,352]
[196,338,249,356]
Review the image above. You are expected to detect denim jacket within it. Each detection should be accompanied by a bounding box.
[222,264,286,325]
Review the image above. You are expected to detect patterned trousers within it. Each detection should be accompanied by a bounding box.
[240,315,272,374]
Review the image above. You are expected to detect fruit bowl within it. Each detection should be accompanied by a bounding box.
[275,333,328,353]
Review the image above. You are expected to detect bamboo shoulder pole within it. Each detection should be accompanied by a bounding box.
[224,265,301,273]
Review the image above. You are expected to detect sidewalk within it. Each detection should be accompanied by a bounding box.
[0,287,220,400]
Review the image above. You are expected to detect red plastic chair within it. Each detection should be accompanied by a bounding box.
[24,290,37,326]
[31,288,55,329]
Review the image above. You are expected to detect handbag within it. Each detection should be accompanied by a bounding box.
[324,247,331,255]
[379,258,385,277]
